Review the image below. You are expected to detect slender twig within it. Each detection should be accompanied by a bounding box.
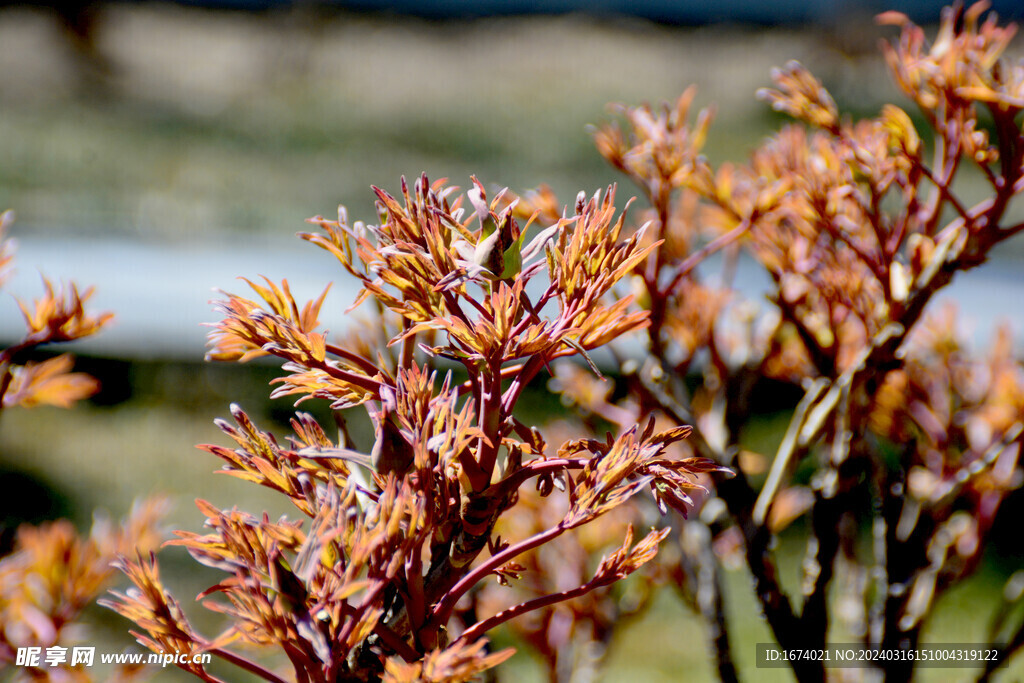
[299,355,385,396]
[916,162,972,228]
[692,522,739,683]
[454,571,617,647]
[818,214,884,282]
[499,354,548,416]
[430,524,567,627]
[934,423,1024,509]
[324,343,383,377]
[372,621,419,662]
[665,219,752,296]
[494,457,590,495]
[770,290,835,378]
[209,647,291,683]
[925,126,962,237]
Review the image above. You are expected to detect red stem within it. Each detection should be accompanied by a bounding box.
[499,354,546,415]
[664,218,751,296]
[372,621,420,662]
[334,582,385,668]
[323,343,382,377]
[302,355,384,397]
[454,573,615,646]
[494,457,589,495]
[456,364,524,397]
[475,358,505,487]
[430,523,566,627]
[209,647,291,683]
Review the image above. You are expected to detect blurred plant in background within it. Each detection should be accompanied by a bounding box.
[533,2,1024,680]
[0,504,167,683]
[0,211,110,414]
[0,210,167,682]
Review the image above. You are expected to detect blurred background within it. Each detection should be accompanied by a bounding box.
[1,0,1023,680]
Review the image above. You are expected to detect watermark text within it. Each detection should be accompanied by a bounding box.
[16,647,212,668]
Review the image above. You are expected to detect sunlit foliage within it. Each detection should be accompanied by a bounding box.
[107,176,725,681]
[538,2,1024,680]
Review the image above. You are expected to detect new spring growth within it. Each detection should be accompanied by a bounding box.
[468,178,525,281]
[372,386,415,476]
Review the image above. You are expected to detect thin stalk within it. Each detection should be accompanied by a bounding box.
[454,572,616,647]
[210,647,291,683]
[457,364,523,397]
[494,457,590,495]
[430,524,567,627]
[373,621,419,662]
[324,343,384,377]
[664,218,752,296]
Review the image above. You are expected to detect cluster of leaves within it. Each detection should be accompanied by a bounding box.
[0,211,111,412]
[531,2,1024,680]
[478,373,749,681]
[106,177,727,681]
[0,502,167,683]
[0,211,167,682]
[472,416,691,681]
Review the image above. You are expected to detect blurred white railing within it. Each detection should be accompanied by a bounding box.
[2,234,1021,361]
